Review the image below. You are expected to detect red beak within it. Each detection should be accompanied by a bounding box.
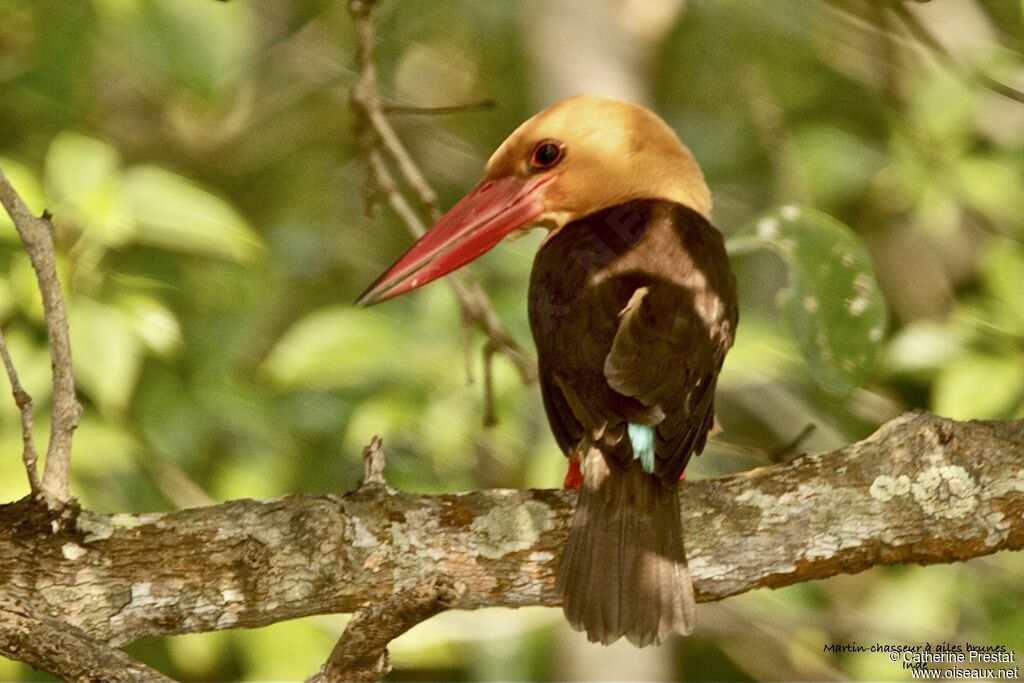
[356,175,552,306]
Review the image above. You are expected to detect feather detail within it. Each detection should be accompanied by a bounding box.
[628,423,656,474]
[557,447,695,646]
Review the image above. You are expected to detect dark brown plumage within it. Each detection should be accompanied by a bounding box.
[529,199,737,645]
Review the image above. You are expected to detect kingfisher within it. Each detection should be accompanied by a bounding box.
[358,94,737,646]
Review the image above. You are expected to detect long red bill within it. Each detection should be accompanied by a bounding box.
[356,175,552,306]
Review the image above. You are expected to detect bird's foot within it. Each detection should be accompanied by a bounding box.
[563,457,583,489]
[563,459,686,487]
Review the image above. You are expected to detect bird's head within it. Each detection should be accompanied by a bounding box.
[357,94,709,305]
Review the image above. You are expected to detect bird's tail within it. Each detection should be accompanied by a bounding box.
[556,447,695,647]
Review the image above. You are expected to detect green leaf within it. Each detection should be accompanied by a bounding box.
[792,125,886,205]
[883,321,969,377]
[933,352,1024,420]
[117,293,183,356]
[123,166,262,262]
[44,132,135,246]
[93,0,255,100]
[139,0,254,99]
[68,298,143,413]
[263,306,408,390]
[981,239,1024,325]
[955,156,1024,229]
[730,206,888,395]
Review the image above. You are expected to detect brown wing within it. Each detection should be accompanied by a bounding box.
[603,278,733,481]
[529,200,737,480]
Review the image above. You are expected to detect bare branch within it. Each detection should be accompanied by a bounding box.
[383,99,496,116]
[0,328,41,494]
[347,0,537,395]
[887,0,1024,106]
[0,166,82,505]
[0,602,175,682]
[307,574,465,683]
[820,0,1024,107]
[359,435,387,488]
[0,412,1021,653]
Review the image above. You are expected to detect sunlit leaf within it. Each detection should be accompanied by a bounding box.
[264,306,409,390]
[981,239,1024,328]
[955,156,1024,229]
[123,166,262,262]
[93,0,255,99]
[68,298,144,413]
[44,132,135,246]
[933,352,1024,420]
[730,206,888,395]
[68,417,138,479]
[883,321,969,377]
[140,0,254,98]
[909,67,976,145]
[117,293,183,355]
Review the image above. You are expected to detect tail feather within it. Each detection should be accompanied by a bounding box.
[556,448,695,647]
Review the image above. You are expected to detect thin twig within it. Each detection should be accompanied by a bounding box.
[349,3,439,218]
[767,423,816,463]
[887,0,1024,105]
[833,0,1024,107]
[711,423,817,464]
[135,453,216,510]
[306,574,465,683]
[0,166,82,505]
[0,329,40,494]
[460,310,475,384]
[347,0,537,398]
[383,99,496,115]
[482,341,498,427]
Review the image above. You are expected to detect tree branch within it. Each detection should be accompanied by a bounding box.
[307,441,464,681]
[0,166,82,505]
[1,411,1021,662]
[886,0,1024,106]
[0,328,41,494]
[0,602,175,682]
[307,574,465,683]
[347,0,537,396]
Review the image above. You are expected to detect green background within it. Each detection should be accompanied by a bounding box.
[1,0,1023,680]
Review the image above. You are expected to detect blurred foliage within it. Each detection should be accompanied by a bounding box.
[729,205,888,394]
[1,0,1023,680]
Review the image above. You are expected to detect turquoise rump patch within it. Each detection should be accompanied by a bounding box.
[627,423,656,474]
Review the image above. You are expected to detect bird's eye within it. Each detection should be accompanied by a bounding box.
[531,140,563,169]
